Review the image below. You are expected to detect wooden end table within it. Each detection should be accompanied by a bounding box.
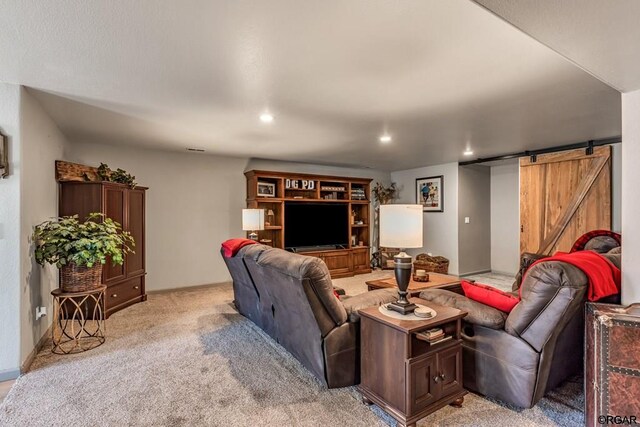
[366,273,463,296]
[359,298,467,427]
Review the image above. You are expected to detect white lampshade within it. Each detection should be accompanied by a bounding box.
[379,204,423,248]
[242,209,265,231]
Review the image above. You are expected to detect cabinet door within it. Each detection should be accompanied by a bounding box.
[437,345,463,399]
[102,186,127,284]
[352,248,369,272]
[126,189,145,277]
[407,354,439,413]
[321,250,352,276]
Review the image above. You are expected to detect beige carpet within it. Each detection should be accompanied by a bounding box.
[0,273,582,426]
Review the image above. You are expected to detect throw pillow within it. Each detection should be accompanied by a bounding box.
[461,280,520,313]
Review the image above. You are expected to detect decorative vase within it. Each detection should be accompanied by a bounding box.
[60,263,103,292]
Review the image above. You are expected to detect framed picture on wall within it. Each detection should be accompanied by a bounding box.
[416,175,444,212]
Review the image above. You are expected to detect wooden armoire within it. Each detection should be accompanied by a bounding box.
[59,182,147,317]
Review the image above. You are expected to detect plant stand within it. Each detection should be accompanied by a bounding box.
[51,286,106,354]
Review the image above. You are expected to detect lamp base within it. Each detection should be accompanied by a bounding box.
[248,232,258,241]
[387,299,418,315]
[390,251,417,315]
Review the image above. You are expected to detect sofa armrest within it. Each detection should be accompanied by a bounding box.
[342,289,397,322]
[419,289,507,330]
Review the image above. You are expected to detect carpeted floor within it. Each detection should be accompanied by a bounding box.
[0,272,583,426]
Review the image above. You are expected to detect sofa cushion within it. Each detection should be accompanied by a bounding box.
[462,281,520,313]
[419,289,507,330]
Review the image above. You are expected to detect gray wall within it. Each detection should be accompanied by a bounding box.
[458,165,491,275]
[622,90,640,305]
[66,143,391,291]
[20,88,68,364]
[390,163,459,274]
[490,161,520,275]
[0,83,22,379]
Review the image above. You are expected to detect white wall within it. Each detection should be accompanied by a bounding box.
[19,88,68,364]
[0,83,22,380]
[490,161,520,275]
[622,90,640,305]
[391,163,459,274]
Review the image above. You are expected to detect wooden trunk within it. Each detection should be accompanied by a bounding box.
[59,182,147,318]
[520,146,612,255]
[585,303,640,427]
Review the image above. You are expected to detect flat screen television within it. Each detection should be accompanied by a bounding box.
[284,202,349,250]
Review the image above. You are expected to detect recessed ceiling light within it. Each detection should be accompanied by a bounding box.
[379,134,392,143]
[463,149,474,156]
[260,112,274,123]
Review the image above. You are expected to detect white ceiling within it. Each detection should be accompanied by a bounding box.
[0,0,621,171]
[474,0,640,93]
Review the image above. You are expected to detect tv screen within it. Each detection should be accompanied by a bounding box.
[285,202,349,249]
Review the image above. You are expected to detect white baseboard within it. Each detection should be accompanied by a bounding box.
[0,368,20,382]
[20,324,51,374]
[459,269,492,277]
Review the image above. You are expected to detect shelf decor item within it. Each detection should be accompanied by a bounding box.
[242,208,265,241]
[379,204,424,315]
[416,175,444,212]
[97,163,137,188]
[257,181,276,197]
[265,209,275,226]
[33,213,135,292]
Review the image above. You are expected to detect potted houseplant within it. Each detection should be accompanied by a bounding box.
[33,213,135,292]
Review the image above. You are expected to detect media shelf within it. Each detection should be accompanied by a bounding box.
[245,170,372,278]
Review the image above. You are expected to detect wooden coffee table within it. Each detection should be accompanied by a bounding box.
[366,273,463,296]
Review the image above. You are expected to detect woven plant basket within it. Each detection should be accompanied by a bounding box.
[413,254,450,274]
[60,263,103,292]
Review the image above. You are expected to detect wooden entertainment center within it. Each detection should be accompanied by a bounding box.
[245,170,372,278]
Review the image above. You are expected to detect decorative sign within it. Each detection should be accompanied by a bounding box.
[285,178,315,190]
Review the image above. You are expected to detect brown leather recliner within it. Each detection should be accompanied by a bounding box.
[420,249,621,408]
[222,244,397,388]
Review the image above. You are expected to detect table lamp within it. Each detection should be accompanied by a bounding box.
[242,209,265,241]
[379,204,423,315]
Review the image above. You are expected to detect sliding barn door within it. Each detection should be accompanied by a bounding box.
[520,146,612,255]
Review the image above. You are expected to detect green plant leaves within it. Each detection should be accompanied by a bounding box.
[32,213,135,269]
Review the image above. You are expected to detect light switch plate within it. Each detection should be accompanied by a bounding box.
[465,217,470,224]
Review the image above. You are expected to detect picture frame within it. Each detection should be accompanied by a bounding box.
[257,182,276,198]
[0,131,8,179]
[416,175,444,212]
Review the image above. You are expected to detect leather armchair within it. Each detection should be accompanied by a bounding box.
[421,250,621,408]
[222,245,396,388]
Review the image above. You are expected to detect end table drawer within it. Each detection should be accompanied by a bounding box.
[107,277,143,309]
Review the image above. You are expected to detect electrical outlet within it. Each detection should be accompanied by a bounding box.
[465,217,470,224]
[36,306,47,320]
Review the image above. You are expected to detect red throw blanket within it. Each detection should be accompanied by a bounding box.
[221,238,257,258]
[525,251,620,301]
